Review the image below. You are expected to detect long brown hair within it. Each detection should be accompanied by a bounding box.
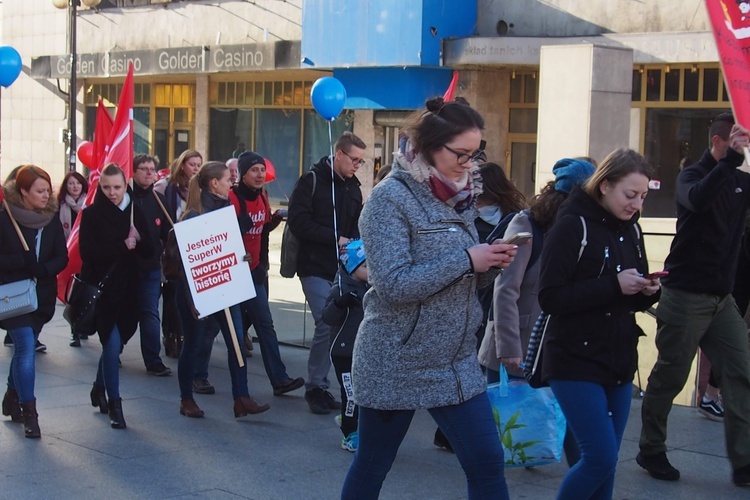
[168,149,202,190]
[583,149,653,201]
[477,163,526,215]
[57,171,89,204]
[182,161,227,218]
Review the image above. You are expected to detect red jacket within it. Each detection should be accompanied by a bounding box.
[229,187,269,271]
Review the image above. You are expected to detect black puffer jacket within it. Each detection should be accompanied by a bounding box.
[287,157,362,281]
[538,187,659,386]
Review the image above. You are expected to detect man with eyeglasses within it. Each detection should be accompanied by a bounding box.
[130,154,172,376]
[288,131,366,415]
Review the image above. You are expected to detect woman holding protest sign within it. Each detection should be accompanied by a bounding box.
[79,164,153,429]
[173,160,270,419]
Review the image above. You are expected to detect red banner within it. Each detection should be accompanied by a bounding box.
[706,0,750,127]
[443,70,459,102]
[57,63,135,303]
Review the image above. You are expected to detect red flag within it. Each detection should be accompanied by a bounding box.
[706,0,750,127]
[443,70,459,102]
[57,64,135,303]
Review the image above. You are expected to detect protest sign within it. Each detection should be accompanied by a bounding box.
[174,206,255,319]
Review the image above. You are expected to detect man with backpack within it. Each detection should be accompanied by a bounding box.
[287,131,366,414]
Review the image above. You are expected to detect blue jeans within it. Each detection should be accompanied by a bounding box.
[549,379,632,500]
[176,282,248,399]
[193,318,220,381]
[95,326,122,400]
[138,268,164,368]
[300,275,332,390]
[243,267,292,388]
[7,327,37,403]
[341,393,509,500]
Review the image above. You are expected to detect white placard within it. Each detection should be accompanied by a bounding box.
[177,132,188,142]
[173,206,255,318]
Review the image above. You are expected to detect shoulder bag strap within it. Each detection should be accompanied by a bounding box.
[2,199,30,252]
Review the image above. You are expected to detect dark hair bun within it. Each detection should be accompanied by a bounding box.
[425,96,445,113]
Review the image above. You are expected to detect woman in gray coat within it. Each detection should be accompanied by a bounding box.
[341,97,517,500]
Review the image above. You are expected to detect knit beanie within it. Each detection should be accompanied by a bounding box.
[237,151,266,180]
[552,158,596,194]
[340,239,366,275]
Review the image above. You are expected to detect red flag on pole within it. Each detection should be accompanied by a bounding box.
[706,0,750,127]
[443,70,459,102]
[57,63,135,303]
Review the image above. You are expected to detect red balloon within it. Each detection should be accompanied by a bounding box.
[77,141,95,168]
[264,158,276,182]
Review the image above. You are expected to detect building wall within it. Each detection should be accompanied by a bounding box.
[477,0,710,37]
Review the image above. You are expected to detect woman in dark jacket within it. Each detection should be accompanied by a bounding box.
[0,165,68,438]
[175,161,270,419]
[79,164,153,429]
[538,149,660,499]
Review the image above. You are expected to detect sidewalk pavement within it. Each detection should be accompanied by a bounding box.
[0,304,745,499]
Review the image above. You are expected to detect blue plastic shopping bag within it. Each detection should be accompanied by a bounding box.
[487,367,566,468]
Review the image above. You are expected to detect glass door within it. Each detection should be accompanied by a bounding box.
[153,85,196,164]
[509,141,537,200]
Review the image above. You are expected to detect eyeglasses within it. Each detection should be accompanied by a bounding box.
[443,145,484,165]
[136,167,156,173]
[342,150,365,166]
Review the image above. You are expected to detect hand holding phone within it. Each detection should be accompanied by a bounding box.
[502,232,532,245]
[644,270,668,280]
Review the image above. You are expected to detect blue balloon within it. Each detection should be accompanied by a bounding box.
[0,46,22,88]
[311,77,346,121]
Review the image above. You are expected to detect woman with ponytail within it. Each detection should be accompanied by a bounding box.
[174,161,270,419]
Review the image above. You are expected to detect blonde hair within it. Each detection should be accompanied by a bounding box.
[168,149,202,190]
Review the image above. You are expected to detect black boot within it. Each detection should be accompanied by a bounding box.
[89,384,108,414]
[2,387,23,422]
[20,400,40,438]
[69,331,81,347]
[108,398,126,429]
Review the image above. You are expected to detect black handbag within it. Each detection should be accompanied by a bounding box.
[63,261,118,336]
[63,275,102,336]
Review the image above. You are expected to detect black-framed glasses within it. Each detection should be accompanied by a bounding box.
[443,144,484,165]
[342,150,365,166]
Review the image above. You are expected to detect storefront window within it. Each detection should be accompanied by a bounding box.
[642,108,725,217]
[255,109,302,201]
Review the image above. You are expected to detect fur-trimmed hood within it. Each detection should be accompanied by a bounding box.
[2,179,59,218]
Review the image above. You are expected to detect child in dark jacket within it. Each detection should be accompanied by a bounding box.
[323,239,369,452]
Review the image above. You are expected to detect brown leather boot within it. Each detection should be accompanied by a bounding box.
[2,387,23,423]
[20,400,40,438]
[179,398,205,418]
[233,395,270,417]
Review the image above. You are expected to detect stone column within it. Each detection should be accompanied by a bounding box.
[536,44,633,191]
[194,75,209,157]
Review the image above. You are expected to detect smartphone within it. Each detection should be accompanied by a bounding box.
[503,232,533,245]
[645,270,669,279]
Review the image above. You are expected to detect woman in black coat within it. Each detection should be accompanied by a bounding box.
[538,149,660,499]
[79,164,153,429]
[0,166,68,438]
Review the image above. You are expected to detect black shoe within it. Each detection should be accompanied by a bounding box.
[146,362,172,377]
[3,334,12,347]
[108,398,126,429]
[433,428,454,453]
[636,451,680,481]
[273,377,305,396]
[90,383,108,414]
[35,340,46,353]
[78,333,89,340]
[305,388,331,415]
[323,390,341,410]
[69,332,81,347]
[734,463,750,486]
[192,379,215,395]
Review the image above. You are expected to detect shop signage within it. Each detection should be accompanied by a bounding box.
[44,41,284,79]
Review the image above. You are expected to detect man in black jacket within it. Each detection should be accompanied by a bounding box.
[638,113,750,487]
[288,131,365,414]
[131,154,171,376]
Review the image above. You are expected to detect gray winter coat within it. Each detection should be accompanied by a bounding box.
[352,160,500,410]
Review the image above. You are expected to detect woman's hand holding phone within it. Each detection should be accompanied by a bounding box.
[467,241,517,272]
